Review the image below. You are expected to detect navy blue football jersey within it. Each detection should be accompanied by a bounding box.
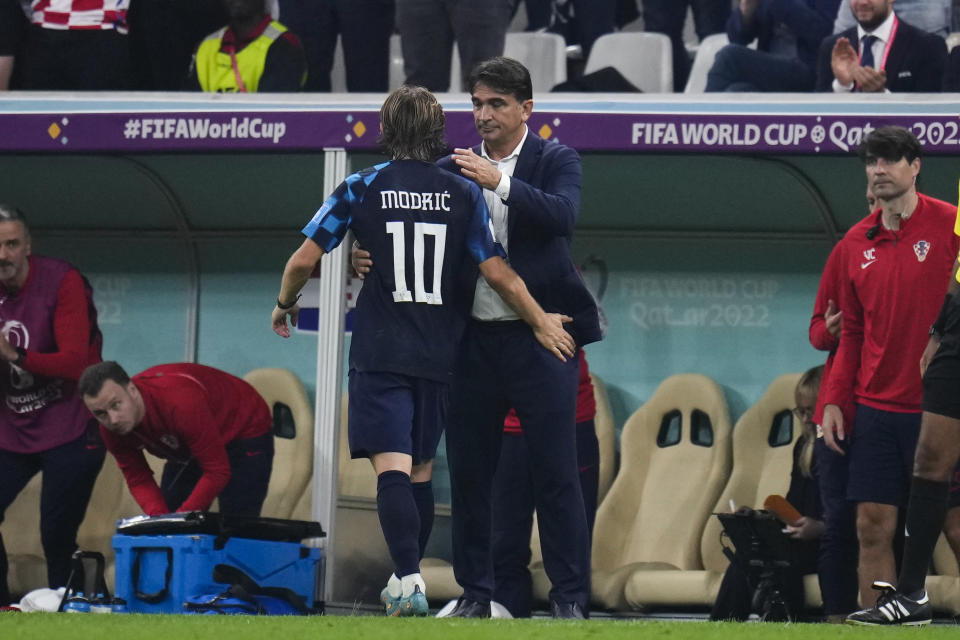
[303,159,502,381]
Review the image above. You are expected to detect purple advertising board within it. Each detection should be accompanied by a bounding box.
[1,95,959,154]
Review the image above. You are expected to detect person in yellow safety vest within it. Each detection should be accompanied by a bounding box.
[187,0,306,93]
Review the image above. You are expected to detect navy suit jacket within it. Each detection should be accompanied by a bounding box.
[815,18,947,92]
[439,132,603,347]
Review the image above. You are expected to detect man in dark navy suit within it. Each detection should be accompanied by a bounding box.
[815,0,946,92]
[439,56,603,619]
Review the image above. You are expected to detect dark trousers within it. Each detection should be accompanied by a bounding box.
[280,0,394,92]
[18,25,134,90]
[160,432,274,516]
[492,419,599,617]
[813,438,859,616]
[0,429,105,603]
[705,44,814,92]
[642,0,730,90]
[396,0,514,92]
[447,320,589,608]
[127,0,226,90]
[523,0,616,58]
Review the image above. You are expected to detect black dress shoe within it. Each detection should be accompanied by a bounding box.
[447,597,491,618]
[551,601,586,619]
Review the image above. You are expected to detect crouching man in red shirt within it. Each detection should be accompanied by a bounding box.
[78,361,274,516]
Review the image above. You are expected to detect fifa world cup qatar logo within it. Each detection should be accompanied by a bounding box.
[2,319,33,390]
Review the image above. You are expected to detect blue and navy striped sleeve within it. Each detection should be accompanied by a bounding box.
[301,164,386,251]
[464,182,504,264]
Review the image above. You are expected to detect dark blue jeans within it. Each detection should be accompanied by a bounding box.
[160,431,274,516]
[0,427,105,603]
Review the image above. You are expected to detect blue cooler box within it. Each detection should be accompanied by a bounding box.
[113,533,322,613]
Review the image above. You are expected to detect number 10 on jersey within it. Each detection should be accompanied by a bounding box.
[386,221,447,305]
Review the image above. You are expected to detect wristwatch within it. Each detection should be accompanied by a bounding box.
[276,293,301,310]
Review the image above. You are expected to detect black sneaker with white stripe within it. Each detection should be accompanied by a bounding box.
[845,581,933,626]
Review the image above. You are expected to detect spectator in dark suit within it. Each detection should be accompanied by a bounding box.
[705,0,840,92]
[833,0,950,38]
[815,0,947,92]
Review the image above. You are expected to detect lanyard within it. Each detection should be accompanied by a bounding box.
[223,44,249,93]
[859,15,898,72]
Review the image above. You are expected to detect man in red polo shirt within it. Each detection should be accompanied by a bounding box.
[820,126,960,609]
[78,361,273,516]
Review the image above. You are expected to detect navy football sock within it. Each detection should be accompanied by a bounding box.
[411,480,435,558]
[898,476,949,595]
[376,470,421,578]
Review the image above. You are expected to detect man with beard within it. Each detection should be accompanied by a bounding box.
[820,126,960,609]
[0,205,104,605]
[187,0,306,92]
[816,0,946,92]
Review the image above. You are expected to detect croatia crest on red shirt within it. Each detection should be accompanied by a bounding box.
[914,240,930,262]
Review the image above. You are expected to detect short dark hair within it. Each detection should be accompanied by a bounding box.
[857,125,923,165]
[0,204,29,231]
[378,85,448,162]
[467,57,533,103]
[78,361,131,398]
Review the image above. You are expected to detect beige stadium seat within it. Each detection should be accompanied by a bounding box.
[3,474,47,597]
[243,367,314,519]
[4,446,138,597]
[926,534,960,614]
[423,372,619,606]
[622,372,818,610]
[583,32,673,93]
[337,393,377,499]
[590,373,731,611]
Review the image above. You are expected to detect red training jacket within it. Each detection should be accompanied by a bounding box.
[822,193,959,418]
[101,363,271,515]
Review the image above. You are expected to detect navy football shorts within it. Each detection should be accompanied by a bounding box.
[847,404,920,507]
[347,370,448,464]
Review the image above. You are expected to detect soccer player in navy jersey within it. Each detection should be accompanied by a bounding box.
[271,85,574,617]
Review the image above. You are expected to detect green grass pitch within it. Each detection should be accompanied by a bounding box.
[4,614,958,640]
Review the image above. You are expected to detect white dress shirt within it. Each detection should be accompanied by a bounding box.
[832,11,895,92]
[470,125,529,321]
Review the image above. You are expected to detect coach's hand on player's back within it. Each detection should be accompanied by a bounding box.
[533,313,575,362]
[351,240,372,279]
